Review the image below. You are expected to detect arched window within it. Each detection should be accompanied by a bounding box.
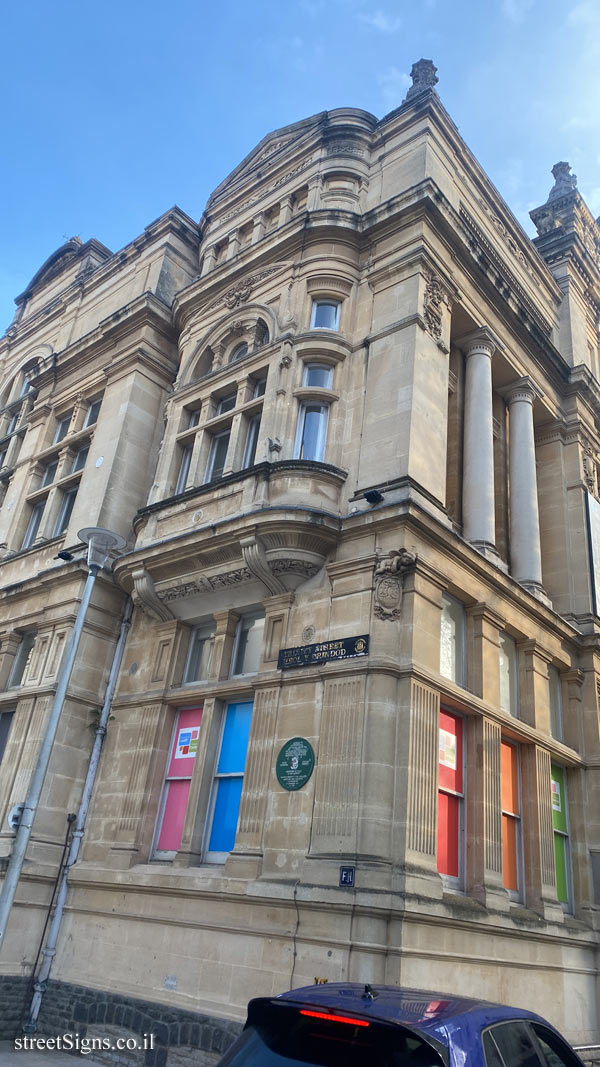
[230,342,248,363]
[254,320,269,348]
[192,347,214,380]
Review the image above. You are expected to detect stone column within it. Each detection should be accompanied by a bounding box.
[461,328,498,555]
[503,377,546,597]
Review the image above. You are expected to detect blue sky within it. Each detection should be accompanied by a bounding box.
[1,0,599,333]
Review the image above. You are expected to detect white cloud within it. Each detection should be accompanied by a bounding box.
[356,9,402,32]
[566,1,600,27]
[378,66,411,108]
[501,0,534,23]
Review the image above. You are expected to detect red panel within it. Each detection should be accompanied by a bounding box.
[156,779,190,851]
[437,790,459,877]
[439,711,462,793]
[166,707,203,777]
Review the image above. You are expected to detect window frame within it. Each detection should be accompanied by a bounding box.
[152,706,204,861]
[548,665,563,741]
[84,398,102,428]
[230,613,265,677]
[242,413,261,469]
[204,428,231,483]
[550,763,573,913]
[52,486,78,538]
[229,342,249,364]
[0,709,15,765]
[499,631,519,717]
[437,709,465,889]
[302,362,334,390]
[21,500,46,550]
[500,738,523,902]
[310,299,341,331]
[294,401,330,463]
[204,700,254,864]
[440,592,466,687]
[8,633,36,688]
[71,445,89,474]
[175,443,193,495]
[183,624,216,685]
[53,413,72,444]
[41,459,58,488]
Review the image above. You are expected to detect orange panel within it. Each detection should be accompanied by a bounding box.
[502,813,518,891]
[501,740,519,815]
[437,790,459,878]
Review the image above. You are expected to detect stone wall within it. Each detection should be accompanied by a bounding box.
[0,977,242,1067]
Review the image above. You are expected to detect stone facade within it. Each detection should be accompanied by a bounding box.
[0,61,599,1052]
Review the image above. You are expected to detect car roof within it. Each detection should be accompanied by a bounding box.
[276,983,547,1038]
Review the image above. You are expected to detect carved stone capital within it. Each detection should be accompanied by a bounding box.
[132,567,174,622]
[457,326,503,360]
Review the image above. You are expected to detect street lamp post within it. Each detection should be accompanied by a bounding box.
[0,526,126,953]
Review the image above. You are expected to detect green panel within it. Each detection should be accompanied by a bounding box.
[554,832,568,904]
[550,764,567,832]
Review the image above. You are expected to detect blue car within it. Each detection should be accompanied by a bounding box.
[217,982,586,1067]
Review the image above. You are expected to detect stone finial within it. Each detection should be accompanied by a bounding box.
[548,161,577,202]
[404,59,438,102]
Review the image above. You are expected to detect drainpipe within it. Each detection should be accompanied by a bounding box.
[24,596,133,1032]
[0,565,99,951]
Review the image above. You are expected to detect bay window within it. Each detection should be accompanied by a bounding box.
[205,429,231,483]
[294,403,329,462]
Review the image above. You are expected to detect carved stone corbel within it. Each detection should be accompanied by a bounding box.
[373,549,417,621]
[132,567,174,622]
[240,536,286,596]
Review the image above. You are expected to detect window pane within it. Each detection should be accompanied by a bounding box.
[312,301,339,329]
[548,666,563,740]
[242,415,261,468]
[22,502,44,549]
[482,1031,505,1067]
[85,399,102,426]
[233,616,264,675]
[72,446,89,473]
[9,634,36,687]
[208,777,244,852]
[188,408,201,428]
[230,343,248,363]
[440,593,465,685]
[54,488,77,536]
[217,392,237,414]
[206,431,230,481]
[217,702,253,774]
[499,632,518,715]
[298,404,328,462]
[531,1024,582,1067]
[175,445,192,494]
[304,364,333,389]
[253,378,267,398]
[0,710,14,764]
[41,460,58,487]
[184,628,214,682]
[54,414,72,443]
[489,1022,542,1067]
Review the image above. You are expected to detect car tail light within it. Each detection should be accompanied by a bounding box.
[299,1010,370,1027]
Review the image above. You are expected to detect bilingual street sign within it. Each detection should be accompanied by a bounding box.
[276,737,315,791]
[277,634,369,671]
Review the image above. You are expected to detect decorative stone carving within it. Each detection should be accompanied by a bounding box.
[548,161,577,202]
[404,58,438,102]
[422,267,452,342]
[582,441,599,499]
[270,559,320,579]
[477,199,541,287]
[156,579,210,603]
[302,625,316,643]
[132,567,174,622]
[240,535,286,596]
[208,567,252,588]
[209,266,283,310]
[326,141,365,158]
[373,549,417,620]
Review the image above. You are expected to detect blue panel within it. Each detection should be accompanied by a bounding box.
[208,777,243,852]
[217,702,253,773]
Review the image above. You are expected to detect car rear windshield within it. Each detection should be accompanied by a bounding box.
[218,1001,446,1067]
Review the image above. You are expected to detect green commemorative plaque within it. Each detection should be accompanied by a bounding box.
[276,737,315,791]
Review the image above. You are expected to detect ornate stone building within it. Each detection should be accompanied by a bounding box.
[1,60,599,1055]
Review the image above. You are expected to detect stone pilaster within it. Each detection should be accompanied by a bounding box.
[311,674,366,856]
[213,609,240,680]
[112,702,165,867]
[467,603,504,705]
[227,686,281,876]
[521,745,564,920]
[467,716,508,910]
[519,640,553,732]
[176,697,218,866]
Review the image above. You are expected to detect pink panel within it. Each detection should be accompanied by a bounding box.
[166,707,203,777]
[157,779,190,851]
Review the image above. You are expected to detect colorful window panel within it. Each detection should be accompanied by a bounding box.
[501,740,521,896]
[155,708,203,853]
[551,763,571,909]
[207,701,253,858]
[437,710,464,881]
